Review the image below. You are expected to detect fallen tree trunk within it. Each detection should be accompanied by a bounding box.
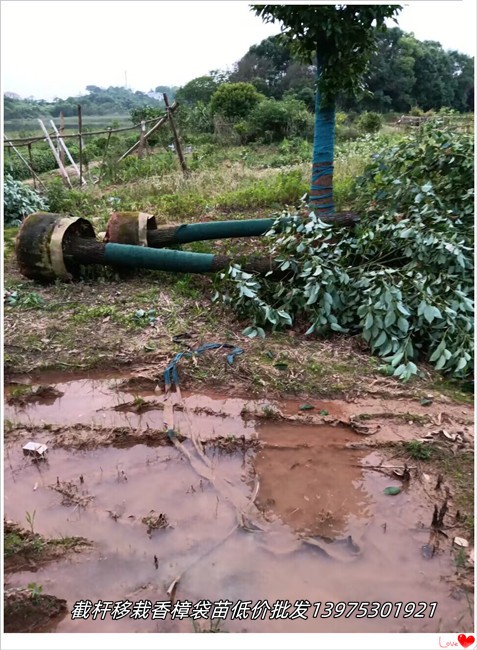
[64,237,280,277]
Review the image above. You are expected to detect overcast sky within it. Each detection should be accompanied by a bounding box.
[1,1,475,101]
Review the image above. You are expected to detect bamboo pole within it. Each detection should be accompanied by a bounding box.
[59,112,65,167]
[37,120,72,187]
[50,120,86,185]
[163,93,188,176]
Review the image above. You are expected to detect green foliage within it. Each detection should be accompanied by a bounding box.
[215,170,307,211]
[177,102,214,136]
[27,582,44,601]
[130,105,164,125]
[4,145,57,180]
[4,85,163,121]
[244,97,313,143]
[356,111,382,133]
[252,5,402,107]
[113,153,177,184]
[232,27,475,115]
[176,76,220,105]
[405,440,433,460]
[45,178,105,217]
[129,105,168,147]
[5,290,45,309]
[4,175,48,224]
[210,82,263,120]
[335,124,360,142]
[216,122,474,381]
[25,510,36,534]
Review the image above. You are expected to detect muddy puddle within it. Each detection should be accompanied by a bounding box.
[4,372,471,633]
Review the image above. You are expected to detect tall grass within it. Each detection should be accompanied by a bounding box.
[35,134,394,226]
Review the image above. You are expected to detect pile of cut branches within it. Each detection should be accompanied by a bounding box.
[216,120,474,381]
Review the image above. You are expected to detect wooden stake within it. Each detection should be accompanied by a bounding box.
[139,120,146,159]
[77,104,83,190]
[163,93,188,176]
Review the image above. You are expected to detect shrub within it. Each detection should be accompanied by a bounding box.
[246,98,290,142]
[243,98,313,144]
[4,146,57,180]
[357,111,383,133]
[210,83,263,120]
[216,120,474,381]
[4,175,49,225]
[45,178,104,217]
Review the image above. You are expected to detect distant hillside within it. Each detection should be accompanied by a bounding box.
[3,85,178,121]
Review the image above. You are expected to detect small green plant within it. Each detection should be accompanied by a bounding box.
[131,308,158,326]
[5,289,45,309]
[25,510,36,534]
[132,395,147,409]
[4,174,48,225]
[8,384,32,401]
[27,582,43,601]
[261,405,278,419]
[404,441,433,461]
[453,547,468,569]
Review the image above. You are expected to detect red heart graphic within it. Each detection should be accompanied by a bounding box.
[458,634,475,649]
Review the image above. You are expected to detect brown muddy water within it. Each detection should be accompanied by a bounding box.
[4,372,470,633]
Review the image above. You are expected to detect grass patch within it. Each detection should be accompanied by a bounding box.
[4,520,91,571]
[404,440,433,461]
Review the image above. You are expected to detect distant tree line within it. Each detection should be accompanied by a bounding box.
[4,27,473,124]
[226,29,474,114]
[3,85,177,121]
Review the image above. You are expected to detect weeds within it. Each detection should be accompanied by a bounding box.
[132,395,147,409]
[5,290,45,309]
[25,510,36,535]
[404,440,433,461]
[27,583,43,601]
[261,405,279,419]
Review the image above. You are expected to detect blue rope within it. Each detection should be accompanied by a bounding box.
[163,343,244,389]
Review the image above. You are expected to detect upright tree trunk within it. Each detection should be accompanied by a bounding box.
[309,55,335,215]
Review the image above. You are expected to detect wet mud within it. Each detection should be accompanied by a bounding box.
[4,371,474,633]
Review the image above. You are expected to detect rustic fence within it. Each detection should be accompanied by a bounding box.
[3,94,187,188]
[394,113,473,133]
